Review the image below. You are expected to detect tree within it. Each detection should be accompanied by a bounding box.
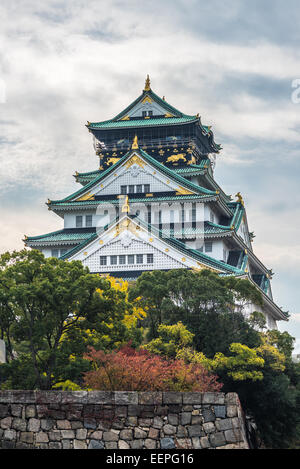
[130,269,263,355]
[0,249,104,389]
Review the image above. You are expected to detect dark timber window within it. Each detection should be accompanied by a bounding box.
[100,256,107,266]
[76,215,83,228]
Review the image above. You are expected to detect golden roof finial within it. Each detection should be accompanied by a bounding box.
[235,192,244,206]
[121,195,130,213]
[144,74,151,91]
[131,135,139,149]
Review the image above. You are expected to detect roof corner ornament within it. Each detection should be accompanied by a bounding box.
[235,192,245,206]
[144,74,151,91]
[121,195,130,213]
[131,135,139,149]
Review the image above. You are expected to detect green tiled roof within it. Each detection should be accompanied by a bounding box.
[26,229,95,244]
[50,147,218,206]
[88,115,198,130]
[50,193,218,210]
[60,215,243,275]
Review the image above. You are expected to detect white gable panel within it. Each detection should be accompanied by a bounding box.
[90,157,194,197]
[80,237,186,273]
[126,100,168,118]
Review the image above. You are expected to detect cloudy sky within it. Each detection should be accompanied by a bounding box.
[0,0,300,351]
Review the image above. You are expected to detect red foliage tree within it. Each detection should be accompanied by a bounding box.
[83,345,222,392]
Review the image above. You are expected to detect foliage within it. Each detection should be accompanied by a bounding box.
[209,343,265,382]
[130,269,263,356]
[0,253,147,390]
[143,322,194,359]
[83,344,222,392]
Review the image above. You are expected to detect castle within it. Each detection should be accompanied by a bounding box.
[25,76,287,329]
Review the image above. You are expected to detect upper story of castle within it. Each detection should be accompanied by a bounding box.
[86,76,221,172]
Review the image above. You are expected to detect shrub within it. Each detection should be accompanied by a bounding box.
[83,344,222,392]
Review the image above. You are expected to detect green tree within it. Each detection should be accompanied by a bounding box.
[130,269,263,355]
[0,249,104,389]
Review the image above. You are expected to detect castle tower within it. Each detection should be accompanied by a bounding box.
[25,77,287,328]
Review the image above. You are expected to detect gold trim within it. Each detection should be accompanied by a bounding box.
[76,192,95,202]
[121,195,130,213]
[125,154,145,169]
[131,135,139,149]
[175,186,194,195]
[144,74,151,91]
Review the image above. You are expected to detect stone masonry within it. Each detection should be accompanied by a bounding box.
[0,391,249,449]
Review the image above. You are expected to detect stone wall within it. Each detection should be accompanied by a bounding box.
[0,391,249,449]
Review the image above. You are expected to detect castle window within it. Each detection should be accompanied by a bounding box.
[119,255,126,265]
[110,255,117,265]
[51,249,59,258]
[205,242,213,253]
[86,215,93,227]
[136,184,143,193]
[128,185,135,194]
[136,254,143,264]
[100,256,107,266]
[128,254,135,264]
[147,253,154,264]
[121,185,127,195]
[76,215,83,228]
[144,184,150,193]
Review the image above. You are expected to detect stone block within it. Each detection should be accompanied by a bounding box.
[11,404,22,417]
[1,417,12,429]
[187,425,203,437]
[57,419,71,430]
[153,416,164,429]
[227,405,238,418]
[61,430,75,439]
[88,439,104,449]
[74,439,87,449]
[90,430,103,440]
[12,418,27,431]
[209,431,226,448]
[4,429,16,440]
[148,427,159,439]
[203,422,215,434]
[138,392,162,405]
[160,437,176,449]
[224,429,243,443]
[168,414,179,426]
[120,428,133,440]
[202,392,225,405]
[163,424,176,435]
[49,431,62,441]
[130,439,143,449]
[200,436,210,448]
[134,427,148,439]
[202,408,215,422]
[162,392,182,405]
[115,391,138,405]
[118,440,130,449]
[145,438,156,449]
[214,406,226,419]
[28,418,41,432]
[86,391,113,405]
[180,412,191,425]
[216,418,233,432]
[182,392,202,405]
[35,432,49,443]
[20,432,34,444]
[103,431,119,442]
[76,428,88,440]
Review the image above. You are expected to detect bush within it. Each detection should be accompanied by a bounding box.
[83,344,223,392]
